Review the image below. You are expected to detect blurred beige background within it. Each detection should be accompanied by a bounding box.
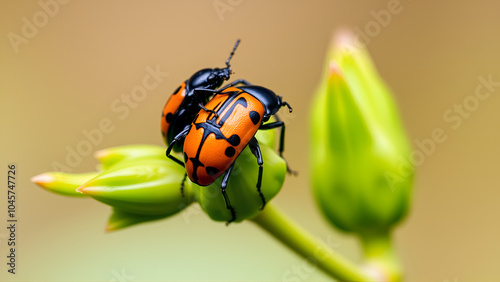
[1,0,500,281]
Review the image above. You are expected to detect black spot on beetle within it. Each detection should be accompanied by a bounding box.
[249,111,260,125]
[166,113,173,123]
[206,167,220,176]
[183,152,188,163]
[228,134,240,146]
[225,147,235,158]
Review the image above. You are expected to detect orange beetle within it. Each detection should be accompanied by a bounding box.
[167,85,292,223]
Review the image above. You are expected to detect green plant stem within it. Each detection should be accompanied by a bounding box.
[359,231,401,281]
[251,203,373,281]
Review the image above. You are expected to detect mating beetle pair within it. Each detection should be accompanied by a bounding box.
[161,40,292,223]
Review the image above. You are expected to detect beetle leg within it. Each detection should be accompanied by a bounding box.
[221,162,236,225]
[179,172,187,197]
[166,125,190,167]
[259,120,284,156]
[248,137,266,210]
[192,88,220,117]
[259,119,297,175]
[219,79,252,91]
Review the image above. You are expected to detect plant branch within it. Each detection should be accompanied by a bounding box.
[251,203,374,281]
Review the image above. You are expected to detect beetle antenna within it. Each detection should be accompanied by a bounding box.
[282,101,293,113]
[225,39,240,68]
[278,96,293,113]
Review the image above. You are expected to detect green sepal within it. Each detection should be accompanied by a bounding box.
[79,156,193,216]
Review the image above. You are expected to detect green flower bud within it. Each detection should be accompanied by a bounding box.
[193,142,286,223]
[78,156,193,216]
[33,135,282,227]
[31,172,98,197]
[95,144,166,170]
[310,33,414,235]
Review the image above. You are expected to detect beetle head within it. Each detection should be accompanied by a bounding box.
[207,39,241,86]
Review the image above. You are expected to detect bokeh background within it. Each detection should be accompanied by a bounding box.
[1,1,500,281]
